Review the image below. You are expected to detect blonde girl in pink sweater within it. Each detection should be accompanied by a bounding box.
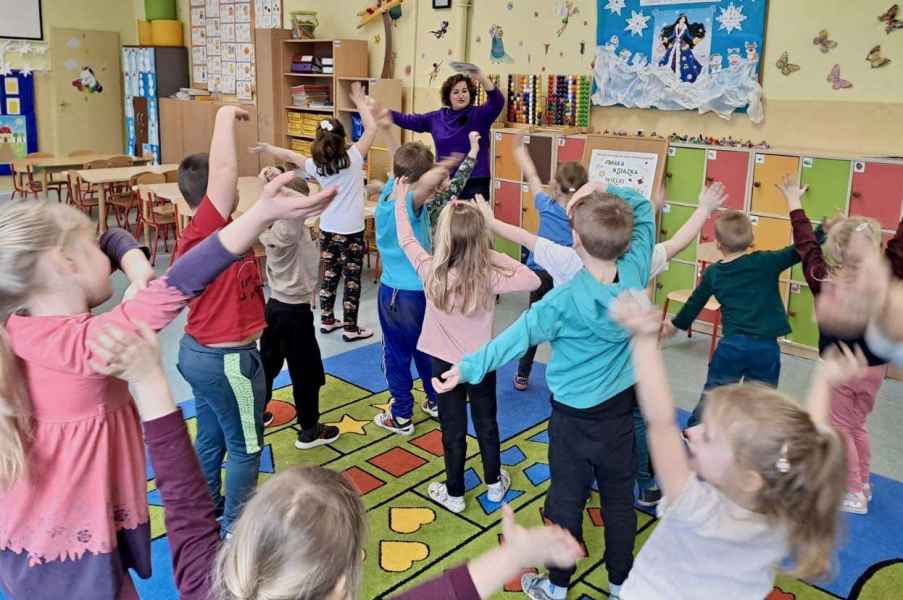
[393,178,540,513]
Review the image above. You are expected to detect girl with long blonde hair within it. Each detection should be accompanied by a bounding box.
[779,174,903,514]
[0,174,335,599]
[393,178,540,513]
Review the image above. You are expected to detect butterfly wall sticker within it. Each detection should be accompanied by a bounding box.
[775,51,800,76]
[812,30,838,53]
[879,4,903,33]
[827,64,852,90]
[866,45,892,68]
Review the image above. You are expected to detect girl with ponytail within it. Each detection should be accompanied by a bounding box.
[610,291,855,600]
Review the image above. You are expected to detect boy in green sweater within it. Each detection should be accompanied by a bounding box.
[662,210,803,427]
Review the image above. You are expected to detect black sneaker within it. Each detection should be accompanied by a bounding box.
[295,424,341,449]
[637,485,662,508]
[263,411,275,427]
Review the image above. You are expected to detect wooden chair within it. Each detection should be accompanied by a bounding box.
[165,170,179,183]
[19,152,62,201]
[68,149,95,157]
[107,155,133,167]
[10,160,42,200]
[136,173,176,265]
[107,171,150,234]
[70,159,108,224]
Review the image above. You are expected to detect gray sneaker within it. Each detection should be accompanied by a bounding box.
[521,574,565,600]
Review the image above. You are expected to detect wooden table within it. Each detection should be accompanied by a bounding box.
[11,153,153,174]
[75,164,178,233]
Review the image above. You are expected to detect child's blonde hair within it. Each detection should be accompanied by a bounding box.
[0,201,93,489]
[570,191,634,260]
[823,216,883,274]
[706,384,847,580]
[426,201,513,315]
[212,466,366,600]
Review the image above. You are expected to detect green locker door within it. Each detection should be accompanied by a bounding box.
[664,147,706,205]
[654,261,697,315]
[495,235,521,261]
[659,203,698,262]
[787,283,819,348]
[791,261,805,283]
[799,158,851,222]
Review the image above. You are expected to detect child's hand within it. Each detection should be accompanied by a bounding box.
[258,165,283,183]
[474,193,495,225]
[432,365,461,393]
[257,171,338,221]
[468,131,481,154]
[222,105,250,121]
[350,81,367,105]
[373,103,393,130]
[500,504,584,570]
[816,254,890,338]
[566,181,607,217]
[88,322,162,383]
[610,290,661,338]
[698,181,727,214]
[250,142,275,156]
[819,342,868,387]
[776,174,807,210]
[393,177,411,203]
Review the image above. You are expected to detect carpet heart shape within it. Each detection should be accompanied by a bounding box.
[389,507,436,534]
[379,541,429,572]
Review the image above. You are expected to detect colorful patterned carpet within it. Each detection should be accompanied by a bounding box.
[126,343,903,599]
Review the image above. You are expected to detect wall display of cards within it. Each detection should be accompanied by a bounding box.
[190,0,257,101]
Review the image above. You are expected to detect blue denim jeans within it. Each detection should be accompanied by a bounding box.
[688,335,781,427]
[177,335,265,533]
[377,284,437,421]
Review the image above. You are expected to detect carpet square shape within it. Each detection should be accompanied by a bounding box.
[368,447,428,478]
[343,466,385,495]
[410,429,444,457]
[524,462,551,486]
[500,445,527,466]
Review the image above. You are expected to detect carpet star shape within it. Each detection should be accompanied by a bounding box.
[370,399,393,414]
[625,10,650,37]
[605,0,625,16]
[717,2,747,34]
[329,414,368,435]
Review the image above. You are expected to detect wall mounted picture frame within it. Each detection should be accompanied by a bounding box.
[432,0,451,9]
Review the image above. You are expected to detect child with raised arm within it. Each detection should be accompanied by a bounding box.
[89,323,583,600]
[433,183,655,600]
[610,290,852,600]
[778,175,903,513]
[394,179,539,512]
[253,82,377,341]
[0,168,334,599]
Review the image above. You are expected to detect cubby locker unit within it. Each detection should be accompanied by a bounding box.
[750,153,801,216]
[490,128,586,261]
[849,159,903,231]
[785,282,819,349]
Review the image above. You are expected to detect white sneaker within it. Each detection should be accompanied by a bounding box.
[521,574,566,600]
[841,491,868,515]
[863,482,873,502]
[486,469,511,503]
[373,412,414,436]
[428,482,465,513]
[609,582,622,599]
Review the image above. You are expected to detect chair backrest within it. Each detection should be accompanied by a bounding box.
[164,170,179,183]
[84,159,110,170]
[107,155,133,167]
[26,152,53,158]
[134,172,166,186]
[697,241,723,265]
[135,173,168,224]
[68,149,95,157]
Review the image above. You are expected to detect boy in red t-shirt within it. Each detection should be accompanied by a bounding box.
[174,106,268,534]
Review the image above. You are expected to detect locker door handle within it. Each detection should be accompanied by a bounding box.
[665,172,673,178]
[660,229,668,236]
[851,192,862,199]
[705,177,714,183]
[656,283,664,289]
[753,181,761,188]
[521,207,528,212]
[700,235,710,241]
[788,310,797,317]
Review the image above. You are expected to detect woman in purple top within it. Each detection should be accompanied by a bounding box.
[390,66,505,199]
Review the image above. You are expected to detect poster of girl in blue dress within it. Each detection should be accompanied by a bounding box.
[593,0,767,122]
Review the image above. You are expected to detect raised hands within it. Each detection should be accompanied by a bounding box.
[776,173,808,211]
[699,181,728,214]
[256,171,337,222]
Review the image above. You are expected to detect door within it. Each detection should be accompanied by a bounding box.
[521,185,542,234]
[750,154,800,215]
[494,180,522,226]
[50,28,124,155]
[493,132,520,181]
[704,149,748,210]
[525,134,554,184]
[495,236,521,261]
[653,261,696,314]
[849,161,903,230]
[799,158,851,222]
[700,210,722,245]
[786,283,819,348]
[132,97,148,157]
[751,215,793,281]
[659,203,698,262]
[557,135,585,163]
[664,147,706,205]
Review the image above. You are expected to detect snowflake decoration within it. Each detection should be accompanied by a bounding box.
[19,64,32,77]
[605,0,625,16]
[717,2,747,34]
[624,10,650,37]
[0,63,12,77]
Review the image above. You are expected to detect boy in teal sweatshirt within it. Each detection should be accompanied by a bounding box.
[433,183,654,600]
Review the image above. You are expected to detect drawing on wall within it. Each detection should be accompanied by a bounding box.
[775,51,800,76]
[557,1,580,37]
[827,64,852,90]
[72,66,103,94]
[812,30,837,53]
[428,20,449,39]
[866,45,891,68]
[588,148,658,201]
[0,115,27,164]
[488,25,514,64]
[593,0,767,122]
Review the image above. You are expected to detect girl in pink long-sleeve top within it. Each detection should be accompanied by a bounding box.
[394,180,540,514]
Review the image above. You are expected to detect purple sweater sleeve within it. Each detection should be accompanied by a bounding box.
[144,411,220,600]
[98,227,150,271]
[391,109,434,133]
[474,87,505,127]
[390,565,480,600]
[166,233,241,297]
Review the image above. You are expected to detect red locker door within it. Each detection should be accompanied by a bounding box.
[699,210,723,244]
[849,161,903,231]
[704,149,748,211]
[557,136,585,164]
[494,180,522,226]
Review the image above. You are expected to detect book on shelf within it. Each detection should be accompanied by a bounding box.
[290,83,332,108]
[291,54,323,73]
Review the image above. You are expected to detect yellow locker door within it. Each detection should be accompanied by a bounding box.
[751,215,793,286]
[521,184,550,234]
[750,154,800,216]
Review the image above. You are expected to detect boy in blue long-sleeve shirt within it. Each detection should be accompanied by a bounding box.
[434,183,655,600]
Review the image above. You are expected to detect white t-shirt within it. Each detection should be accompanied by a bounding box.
[532,238,668,287]
[620,476,787,600]
[303,145,365,235]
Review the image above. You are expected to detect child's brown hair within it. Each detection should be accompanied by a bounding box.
[310,119,350,177]
[715,210,754,253]
[570,191,634,260]
[706,384,847,580]
[554,162,588,197]
[393,142,435,183]
[177,153,209,208]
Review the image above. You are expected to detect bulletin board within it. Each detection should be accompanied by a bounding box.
[581,134,669,199]
[0,0,43,40]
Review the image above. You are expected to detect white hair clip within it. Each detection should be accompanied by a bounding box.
[855,221,870,232]
[320,120,334,132]
[568,187,576,192]
[775,442,791,473]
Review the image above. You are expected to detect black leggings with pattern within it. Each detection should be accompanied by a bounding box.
[318,230,365,331]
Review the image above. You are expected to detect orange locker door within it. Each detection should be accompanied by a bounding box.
[521,184,543,234]
[493,132,521,182]
[750,154,800,216]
